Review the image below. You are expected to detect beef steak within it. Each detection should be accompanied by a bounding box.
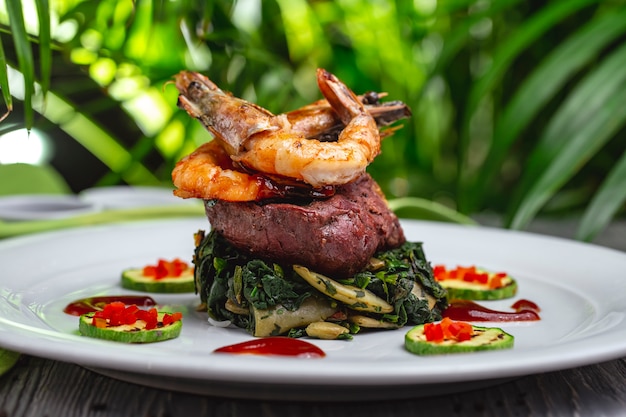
[204,173,405,277]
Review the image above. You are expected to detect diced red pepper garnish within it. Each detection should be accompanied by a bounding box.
[433,265,508,289]
[142,258,190,280]
[162,312,183,327]
[489,274,504,289]
[423,322,444,342]
[90,302,182,330]
[424,317,474,343]
[92,317,107,328]
[136,307,159,330]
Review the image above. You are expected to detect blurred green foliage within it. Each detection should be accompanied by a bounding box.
[1,0,625,241]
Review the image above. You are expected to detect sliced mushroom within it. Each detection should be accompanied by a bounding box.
[252,296,338,337]
[293,265,394,314]
[225,298,249,315]
[305,321,349,340]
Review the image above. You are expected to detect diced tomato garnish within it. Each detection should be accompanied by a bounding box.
[142,265,158,277]
[424,322,444,342]
[424,317,474,343]
[136,308,158,330]
[142,258,190,280]
[92,317,107,328]
[434,265,508,289]
[162,311,184,327]
[88,302,181,330]
[489,274,503,289]
[433,265,447,278]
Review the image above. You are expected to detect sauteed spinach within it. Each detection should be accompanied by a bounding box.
[193,230,447,337]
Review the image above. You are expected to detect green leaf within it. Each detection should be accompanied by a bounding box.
[0,349,20,376]
[507,40,626,228]
[432,0,523,75]
[0,36,12,120]
[0,163,71,196]
[576,149,626,242]
[32,89,161,186]
[6,0,35,129]
[508,82,626,230]
[35,0,51,96]
[387,197,476,225]
[457,0,602,211]
[511,46,626,215]
[465,9,626,212]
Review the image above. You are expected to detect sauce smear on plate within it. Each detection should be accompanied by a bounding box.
[444,299,541,322]
[214,337,325,358]
[64,295,157,316]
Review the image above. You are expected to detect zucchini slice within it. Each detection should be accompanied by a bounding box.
[434,265,518,300]
[443,280,517,301]
[79,312,182,343]
[405,323,514,355]
[121,267,195,293]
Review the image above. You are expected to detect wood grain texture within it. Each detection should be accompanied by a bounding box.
[0,356,625,417]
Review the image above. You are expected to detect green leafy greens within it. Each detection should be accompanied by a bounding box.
[193,230,447,337]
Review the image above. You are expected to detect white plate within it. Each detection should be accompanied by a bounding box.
[79,186,197,210]
[0,218,625,400]
[0,195,99,220]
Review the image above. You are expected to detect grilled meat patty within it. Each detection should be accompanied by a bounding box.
[204,173,405,277]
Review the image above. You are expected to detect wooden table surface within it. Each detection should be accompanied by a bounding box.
[1,218,625,417]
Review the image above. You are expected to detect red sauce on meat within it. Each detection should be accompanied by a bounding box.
[443,299,541,322]
[214,337,326,358]
[63,295,157,316]
[255,175,335,200]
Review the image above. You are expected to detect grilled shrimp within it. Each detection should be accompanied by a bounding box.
[286,92,411,141]
[175,71,278,156]
[173,68,404,198]
[175,71,410,151]
[234,69,380,187]
[172,140,262,201]
[172,140,334,201]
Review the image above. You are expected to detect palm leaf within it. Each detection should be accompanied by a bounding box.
[508,79,626,230]
[37,90,160,186]
[465,9,626,213]
[457,0,602,211]
[432,0,523,75]
[388,197,476,225]
[507,40,626,227]
[0,36,11,121]
[35,0,51,95]
[6,0,35,128]
[576,149,626,242]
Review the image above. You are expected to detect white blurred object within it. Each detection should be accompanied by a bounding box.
[79,186,197,210]
[0,195,99,221]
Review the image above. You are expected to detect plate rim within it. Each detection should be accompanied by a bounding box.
[0,217,625,394]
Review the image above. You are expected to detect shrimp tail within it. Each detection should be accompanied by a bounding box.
[175,71,278,155]
[316,68,366,124]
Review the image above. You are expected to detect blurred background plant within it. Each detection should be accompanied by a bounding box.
[1,0,625,241]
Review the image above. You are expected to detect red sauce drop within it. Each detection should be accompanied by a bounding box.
[443,299,541,322]
[214,337,326,358]
[511,299,541,313]
[63,295,157,316]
